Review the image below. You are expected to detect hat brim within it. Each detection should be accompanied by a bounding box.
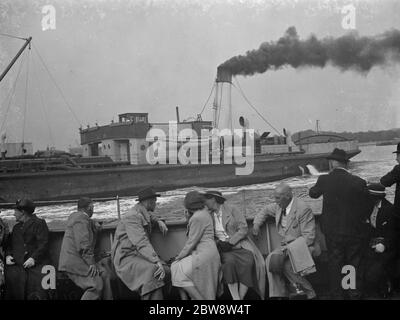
[393,151,400,154]
[368,191,386,197]
[136,194,161,202]
[13,204,35,211]
[326,155,350,163]
[204,193,226,201]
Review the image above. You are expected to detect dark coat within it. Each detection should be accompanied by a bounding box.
[381,164,400,213]
[309,168,370,238]
[58,211,99,276]
[6,214,49,265]
[366,198,397,251]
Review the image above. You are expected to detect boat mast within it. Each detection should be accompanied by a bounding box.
[0,36,32,83]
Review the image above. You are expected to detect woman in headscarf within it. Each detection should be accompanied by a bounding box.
[171,191,221,300]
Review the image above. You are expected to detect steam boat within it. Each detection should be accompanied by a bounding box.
[0,38,360,204]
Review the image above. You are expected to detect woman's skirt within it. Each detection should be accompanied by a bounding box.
[221,248,255,287]
[171,255,195,287]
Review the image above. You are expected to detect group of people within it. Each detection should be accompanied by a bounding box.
[1,144,400,300]
[111,187,266,300]
[308,146,400,299]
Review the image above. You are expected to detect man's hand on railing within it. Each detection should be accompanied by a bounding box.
[94,221,104,231]
[252,225,260,237]
[158,220,168,236]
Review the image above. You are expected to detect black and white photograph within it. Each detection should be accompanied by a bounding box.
[1,0,400,309]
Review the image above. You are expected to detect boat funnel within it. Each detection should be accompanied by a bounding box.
[216,66,232,83]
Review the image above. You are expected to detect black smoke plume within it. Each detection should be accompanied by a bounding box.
[219,27,400,75]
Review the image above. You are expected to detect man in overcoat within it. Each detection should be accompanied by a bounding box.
[58,197,113,300]
[309,148,371,299]
[111,187,170,300]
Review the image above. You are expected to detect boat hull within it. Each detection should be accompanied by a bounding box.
[0,150,360,202]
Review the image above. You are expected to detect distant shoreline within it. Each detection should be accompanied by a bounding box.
[359,140,399,147]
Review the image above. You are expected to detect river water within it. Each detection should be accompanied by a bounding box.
[0,144,397,229]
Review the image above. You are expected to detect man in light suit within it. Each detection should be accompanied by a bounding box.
[253,183,317,300]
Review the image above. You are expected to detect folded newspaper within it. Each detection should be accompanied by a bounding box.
[287,237,316,276]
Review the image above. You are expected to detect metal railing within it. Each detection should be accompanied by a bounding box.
[0,195,122,220]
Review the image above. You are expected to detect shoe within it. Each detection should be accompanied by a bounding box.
[289,284,307,300]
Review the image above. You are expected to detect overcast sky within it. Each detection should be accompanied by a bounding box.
[1,0,400,150]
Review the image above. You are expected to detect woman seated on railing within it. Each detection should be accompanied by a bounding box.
[171,191,221,300]
[204,190,266,300]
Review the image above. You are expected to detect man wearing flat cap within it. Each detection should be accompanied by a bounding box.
[112,187,170,300]
[361,183,397,298]
[5,199,50,299]
[59,197,113,300]
[309,148,370,299]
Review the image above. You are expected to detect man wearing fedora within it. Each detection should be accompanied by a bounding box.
[309,148,370,299]
[381,142,400,216]
[112,187,170,300]
[58,197,113,300]
[5,199,50,300]
[361,183,397,298]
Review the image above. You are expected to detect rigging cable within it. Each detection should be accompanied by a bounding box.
[31,51,55,147]
[216,83,223,128]
[22,46,31,145]
[0,33,27,41]
[233,76,282,136]
[199,82,215,116]
[32,43,81,126]
[0,50,26,133]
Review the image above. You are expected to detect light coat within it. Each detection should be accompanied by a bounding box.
[111,203,166,296]
[175,207,220,300]
[58,211,99,276]
[253,197,317,298]
[253,197,316,251]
